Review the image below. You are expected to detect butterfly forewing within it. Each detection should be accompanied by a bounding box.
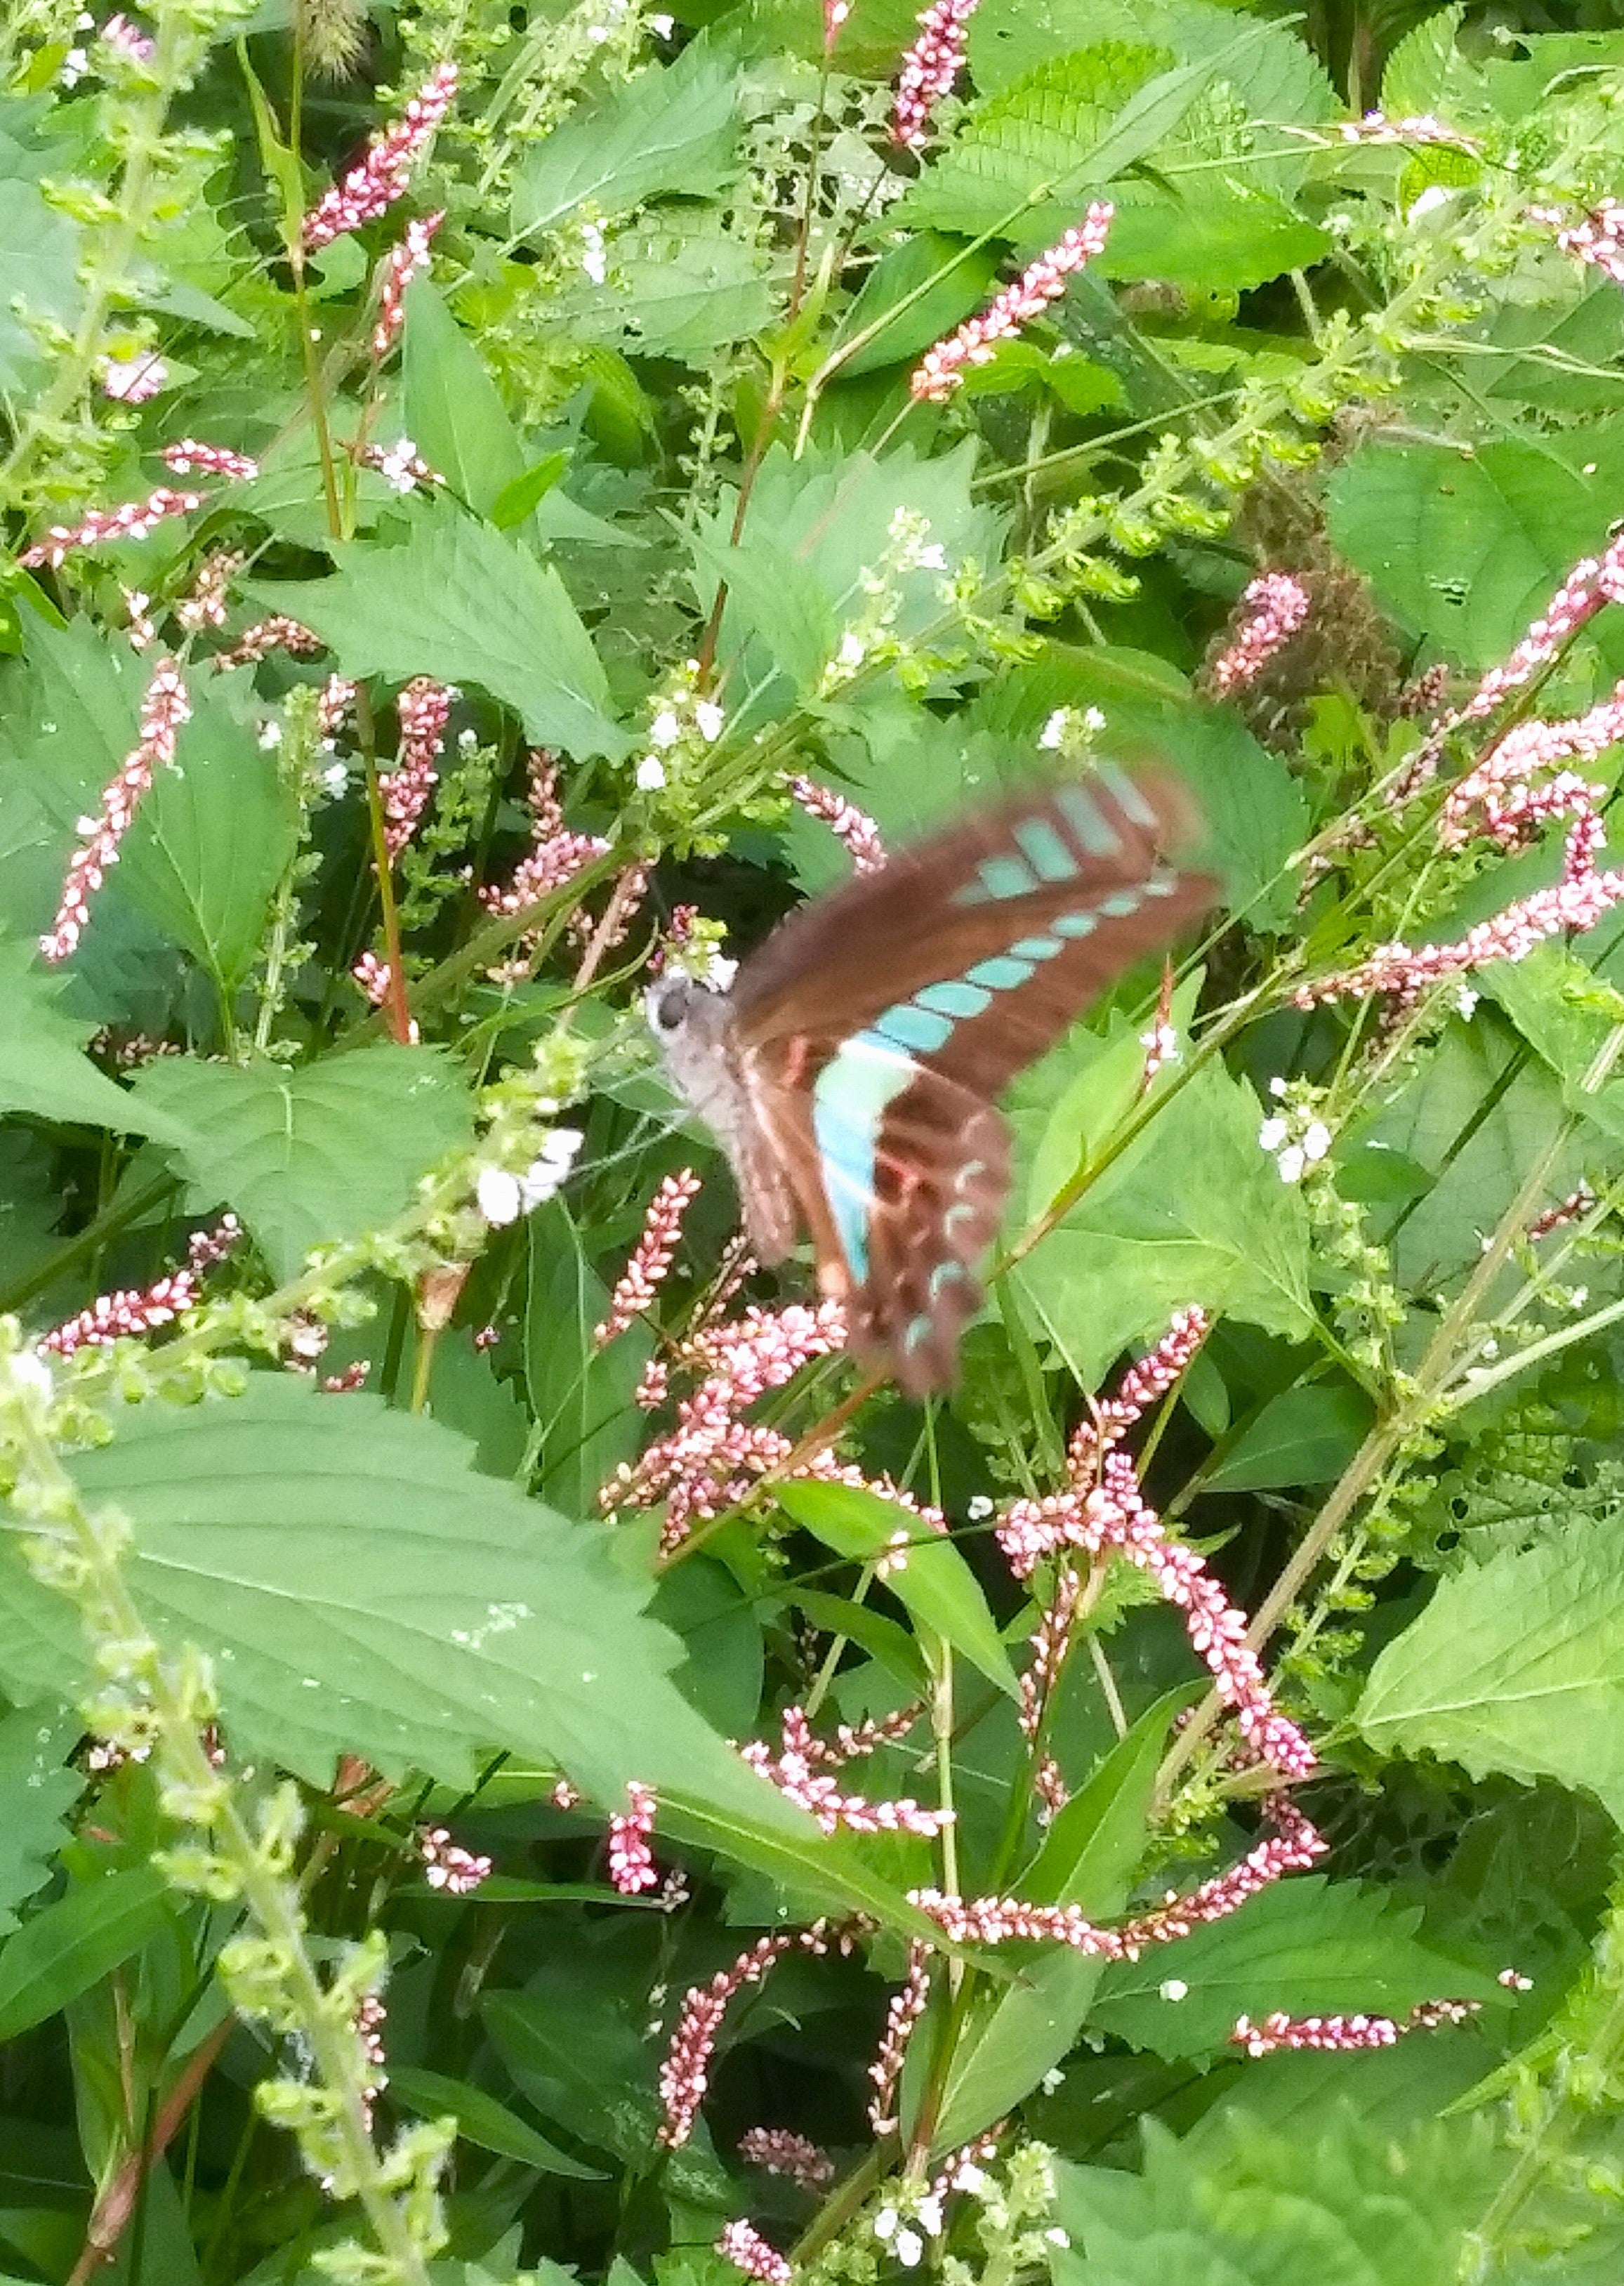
[725,769,1217,1393]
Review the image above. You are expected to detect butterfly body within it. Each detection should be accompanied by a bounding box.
[650,768,1216,1398]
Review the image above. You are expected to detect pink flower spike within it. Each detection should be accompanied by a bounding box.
[718,2221,792,2286]
[38,1214,239,1356]
[418,1823,492,1894]
[161,440,259,481]
[212,616,326,669]
[19,487,204,571]
[659,1924,846,2148]
[480,751,609,979]
[1535,197,1624,288]
[1206,573,1310,695]
[595,1170,703,1346]
[379,677,452,858]
[911,204,1113,400]
[1232,1995,1479,2057]
[788,776,887,872]
[607,1780,659,1893]
[891,0,979,151]
[303,62,458,252]
[374,210,444,358]
[741,1705,953,1839]
[738,2127,835,2192]
[176,548,245,634]
[100,13,157,63]
[42,657,190,962]
[869,1940,932,2133]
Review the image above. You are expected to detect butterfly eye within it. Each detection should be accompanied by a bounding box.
[652,985,687,1032]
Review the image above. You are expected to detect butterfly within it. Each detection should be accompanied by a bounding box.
[648,767,1217,1398]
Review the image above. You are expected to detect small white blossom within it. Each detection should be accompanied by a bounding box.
[61,45,88,83]
[874,2209,899,2243]
[967,1494,994,1520]
[1158,1978,1189,2001]
[1276,1145,1307,1185]
[1083,706,1107,732]
[11,1352,53,1403]
[1038,709,1069,751]
[1039,2066,1064,2094]
[581,221,608,285]
[520,1129,583,1209]
[706,952,739,990]
[648,709,682,749]
[1455,985,1480,1018]
[917,2195,944,2235]
[1408,183,1453,220]
[1268,1075,1288,1098]
[894,2228,924,2268]
[458,727,479,751]
[258,720,284,751]
[635,755,667,791]
[694,699,725,742]
[1045,2230,1070,2248]
[955,2162,988,2193]
[915,542,947,571]
[1570,1287,1589,1309]
[649,10,674,29]
[1257,1117,1289,1153]
[836,629,866,671]
[323,761,349,798]
[477,1168,524,1227]
[1301,1120,1332,1164]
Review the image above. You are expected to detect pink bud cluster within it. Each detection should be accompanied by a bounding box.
[374,210,444,357]
[481,752,609,980]
[788,777,887,873]
[659,1923,850,2149]
[38,1216,241,1357]
[1534,197,1624,288]
[322,1360,372,1393]
[100,348,166,401]
[213,617,326,669]
[717,2221,792,2285]
[352,951,394,1011]
[890,0,979,150]
[1439,688,1624,850]
[379,678,452,858]
[42,657,191,961]
[101,13,157,63]
[739,2126,834,2191]
[1528,1184,1596,1240]
[1232,1995,1478,2057]
[303,63,458,251]
[162,440,260,481]
[176,548,245,634]
[1337,111,1476,148]
[355,1992,389,2134]
[1018,1566,1083,1821]
[20,487,203,571]
[1069,1306,1208,1472]
[740,1705,951,1839]
[1206,573,1310,696]
[869,1940,932,2133]
[911,205,1114,400]
[607,1781,659,1893]
[419,1824,492,1893]
[595,1171,704,1346]
[363,438,444,494]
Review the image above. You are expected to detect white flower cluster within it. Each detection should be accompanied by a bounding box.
[475,1128,583,1227]
[631,664,725,793]
[1257,1077,1333,1185]
[1036,704,1107,756]
[818,510,951,696]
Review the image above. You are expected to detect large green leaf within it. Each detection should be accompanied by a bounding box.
[511,33,740,237]
[0,1868,172,2044]
[0,1378,935,1929]
[1010,1052,1314,1392]
[0,1706,81,1938]
[0,937,183,1138]
[1091,1876,1500,2063]
[402,280,524,519]
[1202,1384,1373,1495]
[553,216,778,364]
[388,2065,605,2177]
[776,1479,1019,1700]
[927,1694,1177,2149]
[0,180,83,396]
[1358,1514,1624,1824]
[243,496,628,760]
[127,1044,475,1280]
[1326,431,1624,674]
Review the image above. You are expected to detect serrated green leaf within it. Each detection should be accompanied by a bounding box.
[0,1706,81,1938]
[776,1479,1019,1699]
[1358,1513,1624,1822]
[0,180,82,397]
[0,937,184,1138]
[243,494,628,760]
[388,2064,605,2176]
[511,34,741,237]
[126,1044,475,1280]
[554,218,777,362]
[0,1868,171,2044]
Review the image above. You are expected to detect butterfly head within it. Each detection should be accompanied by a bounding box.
[646,974,739,1130]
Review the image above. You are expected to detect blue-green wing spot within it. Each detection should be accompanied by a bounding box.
[812,1032,918,1281]
[1092,763,1160,829]
[1142,867,1180,899]
[917,979,993,1020]
[1053,782,1125,856]
[1096,889,1144,919]
[930,1259,970,1298]
[1053,910,1099,938]
[1010,934,1064,961]
[872,1002,955,1054]
[966,954,1035,991]
[1012,817,1081,883]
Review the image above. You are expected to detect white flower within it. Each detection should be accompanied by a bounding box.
[1158,1977,1189,2001]
[477,1168,524,1227]
[967,1494,994,1520]
[1268,1075,1288,1097]
[874,2210,899,2243]
[649,10,674,29]
[1301,1120,1332,1164]
[706,952,739,990]
[323,761,349,798]
[694,699,725,742]
[915,542,947,571]
[1083,706,1107,732]
[581,221,608,285]
[11,1352,53,1403]
[1045,2230,1070,2248]
[894,2228,924,2268]
[954,2162,988,2194]
[635,755,667,791]
[916,2195,944,2235]
[836,630,866,671]
[520,1129,583,1209]
[61,45,88,83]
[1276,1145,1307,1185]
[1570,1286,1589,1309]
[1257,1117,1288,1153]
[258,720,284,750]
[1408,183,1453,220]
[1040,2065,1064,2094]
[458,727,479,751]
[648,709,682,749]
[1455,985,1480,1018]
[1038,708,1070,751]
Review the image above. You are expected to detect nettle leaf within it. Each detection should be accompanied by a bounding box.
[927,1693,1178,2150]
[511,33,741,237]
[126,1044,475,1280]
[1326,431,1624,674]
[776,1478,1018,1699]
[0,1377,936,1930]
[1380,6,1491,124]
[1092,1877,1500,2063]
[1052,2105,1495,2286]
[0,936,184,1138]
[1010,1053,1313,1392]
[402,279,524,518]
[243,494,628,761]
[0,1705,81,1937]
[0,180,83,397]
[553,217,778,364]
[1358,1513,1624,1822]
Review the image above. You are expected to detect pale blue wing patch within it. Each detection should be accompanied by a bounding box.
[811,1030,918,1282]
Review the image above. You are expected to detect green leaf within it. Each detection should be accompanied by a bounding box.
[126,1045,475,1280]
[491,452,569,531]
[928,1693,1178,2148]
[1010,1055,1314,1393]
[1326,431,1624,674]
[402,280,524,518]
[776,1480,1019,1700]
[243,494,628,761]
[0,180,82,397]
[0,1868,171,2044]
[0,1705,81,1937]
[525,1202,652,1520]
[1380,6,1489,124]
[553,217,777,363]
[1092,1876,1500,2063]
[1358,1513,1624,1823]
[832,232,1003,378]
[387,2064,605,2176]
[1202,1384,1373,1495]
[0,1378,937,1932]
[511,34,741,236]
[0,937,184,1138]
